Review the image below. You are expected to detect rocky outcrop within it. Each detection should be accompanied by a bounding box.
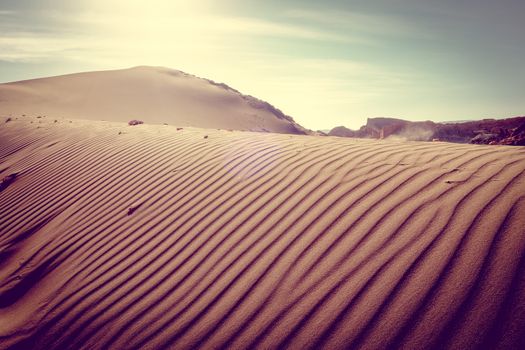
[329,116,525,145]
[488,122,525,146]
[327,126,359,138]
[329,118,434,141]
[434,117,525,144]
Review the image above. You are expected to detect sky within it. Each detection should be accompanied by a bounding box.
[0,0,524,130]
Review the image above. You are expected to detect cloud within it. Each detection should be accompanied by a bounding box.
[63,9,357,43]
[0,5,364,64]
[207,16,356,42]
[0,34,84,62]
[283,8,425,38]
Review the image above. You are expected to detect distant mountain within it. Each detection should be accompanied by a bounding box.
[328,116,525,145]
[0,66,308,134]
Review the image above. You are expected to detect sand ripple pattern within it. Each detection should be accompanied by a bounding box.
[1,119,525,349]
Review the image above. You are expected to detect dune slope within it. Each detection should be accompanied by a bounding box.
[1,117,525,349]
[0,66,307,134]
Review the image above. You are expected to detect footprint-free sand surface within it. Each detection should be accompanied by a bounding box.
[0,67,306,135]
[1,117,525,349]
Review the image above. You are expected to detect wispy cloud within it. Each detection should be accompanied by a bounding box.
[0,7,364,63]
[0,34,84,62]
[64,10,359,43]
[284,8,424,38]
[206,16,355,42]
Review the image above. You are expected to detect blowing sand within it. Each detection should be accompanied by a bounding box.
[1,116,525,349]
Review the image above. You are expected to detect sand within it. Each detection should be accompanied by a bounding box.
[0,67,306,134]
[1,116,525,349]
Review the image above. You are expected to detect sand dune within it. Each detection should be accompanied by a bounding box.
[0,66,307,134]
[1,116,525,349]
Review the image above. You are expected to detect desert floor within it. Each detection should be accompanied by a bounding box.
[1,116,525,349]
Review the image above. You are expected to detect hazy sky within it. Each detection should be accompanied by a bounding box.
[0,0,524,129]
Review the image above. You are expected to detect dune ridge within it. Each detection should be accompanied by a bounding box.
[0,66,308,134]
[1,117,525,349]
